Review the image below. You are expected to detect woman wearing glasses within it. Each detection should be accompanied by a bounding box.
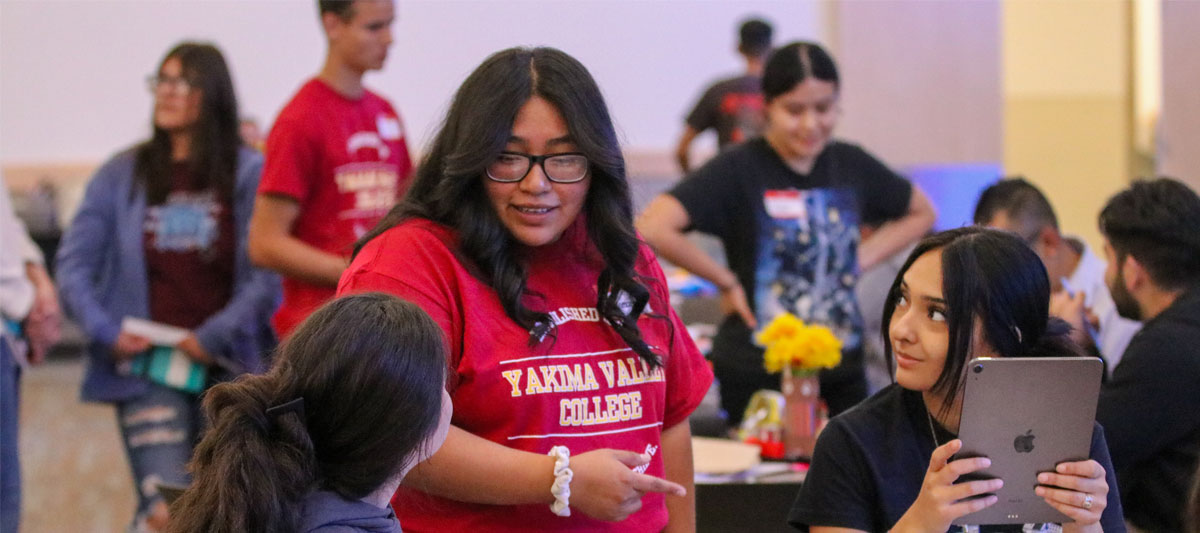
[338,47,713,531]
[56,42,278,532]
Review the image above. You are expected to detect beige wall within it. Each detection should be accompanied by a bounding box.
[1159,0,1200,191]
[1002,0,1132,249]
[832,0,1002,168]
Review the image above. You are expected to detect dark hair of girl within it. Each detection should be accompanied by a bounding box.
[135,41,240,205]
[356,46,663,368]
[881,227,1087,417]
[762,41,840,102]
[166,293,447,533]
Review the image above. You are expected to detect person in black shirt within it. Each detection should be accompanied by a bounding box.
[1093,177,1200,531]
[675,18,773,173]
[790,227,1122,532]
[639,41,935,428]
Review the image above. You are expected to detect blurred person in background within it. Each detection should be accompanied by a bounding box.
[1093,177,1200,531]
[974,177,1141,376]
[675,17,773,174]
[639,41,935,429]
[248,0,413,339]
[238,116,265,151]
[55,42,279,532]
[1,171,61,533]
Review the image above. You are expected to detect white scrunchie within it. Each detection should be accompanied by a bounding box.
[548,445,573,517]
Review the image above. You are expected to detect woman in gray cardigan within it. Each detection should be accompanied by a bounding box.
[56,42,279,532]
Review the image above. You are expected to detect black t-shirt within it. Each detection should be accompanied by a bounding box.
[789,384,1126,532]
[685,74,765,148]
[1096,285,1200,531]
[670,138,912,381]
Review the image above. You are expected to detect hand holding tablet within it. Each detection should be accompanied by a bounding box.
[892,439,1004,532]
[952,356,1105,526]
[1035,459,1109,527]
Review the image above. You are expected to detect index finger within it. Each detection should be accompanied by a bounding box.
[1055,459,1104,479]
[628,473,686,497]
[928,439,963,473]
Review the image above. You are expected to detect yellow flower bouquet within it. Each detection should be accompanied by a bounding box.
[757,313,842,375]
[755,312,843,459]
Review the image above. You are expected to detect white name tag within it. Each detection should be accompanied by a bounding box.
[377,115,403,141]
[763,190,806,219]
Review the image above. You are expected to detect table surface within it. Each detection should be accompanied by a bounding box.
[695,479,802,533]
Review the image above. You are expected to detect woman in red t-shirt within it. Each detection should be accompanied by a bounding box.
[339,47,713,532]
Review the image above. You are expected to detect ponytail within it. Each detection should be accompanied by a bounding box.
[1020,317,1089,360]
[167,293,448,533]
[167,374,317,533]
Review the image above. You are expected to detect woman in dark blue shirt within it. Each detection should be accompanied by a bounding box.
[790,227,1123,532]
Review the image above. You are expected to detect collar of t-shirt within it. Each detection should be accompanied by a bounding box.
[299,490,401,533]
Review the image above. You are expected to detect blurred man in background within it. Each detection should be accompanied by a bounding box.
[675,17,773,173]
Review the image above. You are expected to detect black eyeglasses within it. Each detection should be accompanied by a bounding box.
[146,75,194,95]
[485,151,589,184]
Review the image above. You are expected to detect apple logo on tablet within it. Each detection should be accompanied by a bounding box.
[1014,430,1035,453]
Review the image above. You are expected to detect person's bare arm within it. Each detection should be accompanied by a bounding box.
[403,425,685,521]
[637,194,755,328]
[660,421,696,533]
[675,126,700,174]
[247,194,346,287]
[858,185,936,271]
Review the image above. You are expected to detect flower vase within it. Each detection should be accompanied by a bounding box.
[781,369,821,460]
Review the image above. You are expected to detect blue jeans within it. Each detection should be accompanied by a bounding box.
[115,383,200,532]
[1,339,21,533]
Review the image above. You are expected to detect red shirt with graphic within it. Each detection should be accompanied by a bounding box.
[259,79,412,337]
[338,217,713,532]
[144,163,234,329]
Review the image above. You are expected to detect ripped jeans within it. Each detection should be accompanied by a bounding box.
[115,383,201,533]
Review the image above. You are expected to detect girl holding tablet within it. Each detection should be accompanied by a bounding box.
[790,227,1123,532]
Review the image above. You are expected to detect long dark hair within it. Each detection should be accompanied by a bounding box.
[167,293,447,533]
[882,227,1086,416]
[135,41,240,205]
[356,47,662,367]
[762,41,840,102]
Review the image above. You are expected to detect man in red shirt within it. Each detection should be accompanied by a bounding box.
[249,0,413,338]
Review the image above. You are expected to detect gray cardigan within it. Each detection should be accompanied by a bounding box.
[56,146,280,402]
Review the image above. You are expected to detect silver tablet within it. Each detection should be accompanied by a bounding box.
[951,356,1104,526]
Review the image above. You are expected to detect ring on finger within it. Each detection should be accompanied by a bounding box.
[1082,493,1094,510]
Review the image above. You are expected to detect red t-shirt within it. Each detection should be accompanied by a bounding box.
[338,217,713,532]
[144,163,234,329]
[259,79,413,337]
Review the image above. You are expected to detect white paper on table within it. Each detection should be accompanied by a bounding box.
[120,317,189,346]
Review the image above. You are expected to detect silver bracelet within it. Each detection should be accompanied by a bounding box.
[548,445,573,517]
